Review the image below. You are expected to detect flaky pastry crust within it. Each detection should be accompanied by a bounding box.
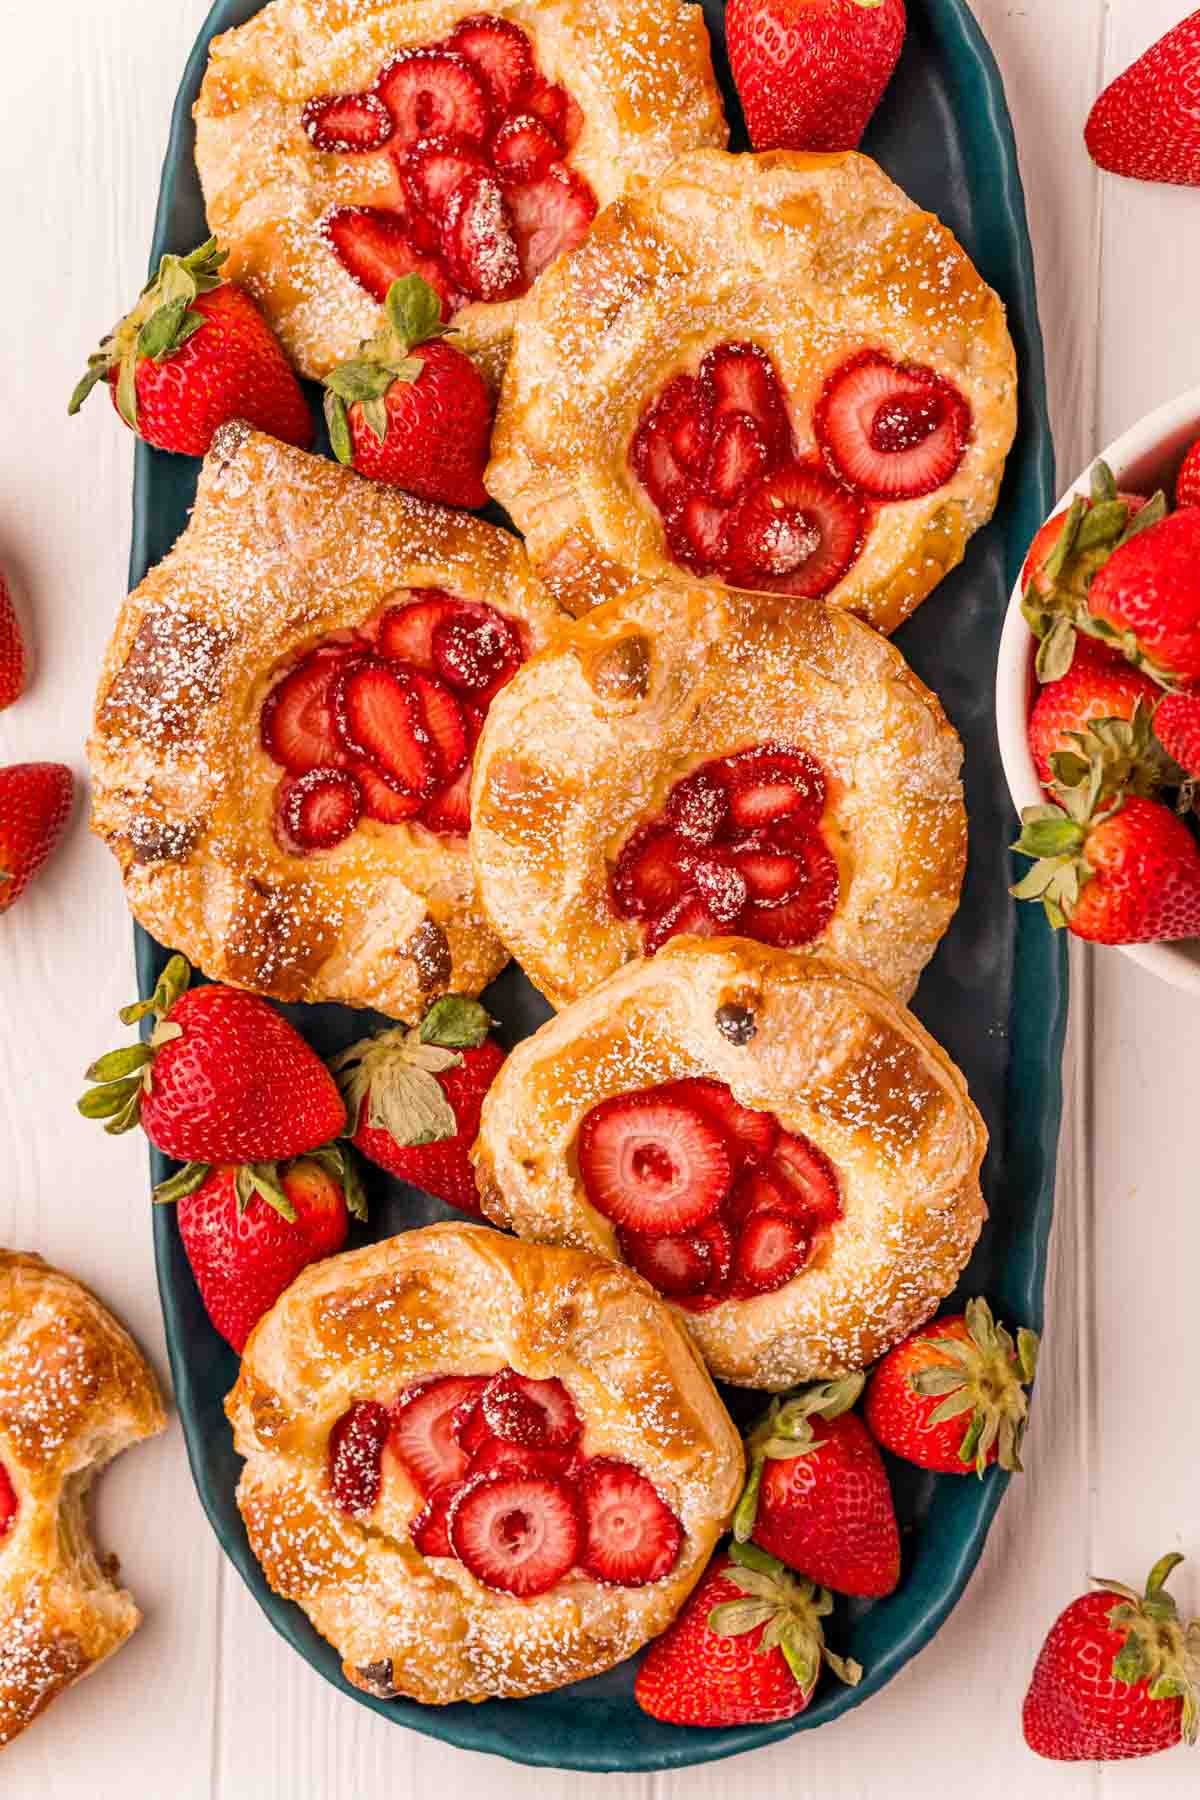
[194,0,727,385]
[486,148,1018,630]
[470,577,966,1006]
[0,1252,165,1750]
[473,941,988,1389]
[227,1222,743,1703]
[88,425,563,1018]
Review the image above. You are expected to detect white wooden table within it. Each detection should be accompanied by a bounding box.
[2,2,1198,1793]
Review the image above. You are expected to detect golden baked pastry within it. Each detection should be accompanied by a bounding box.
[88,424,563,1018]
[486,148,1018,630]
[227,1221,743,1703]
[194,0,728,385]
[473,941,988,1390]
[470,576,966,1008]
[0,1252,165,1750]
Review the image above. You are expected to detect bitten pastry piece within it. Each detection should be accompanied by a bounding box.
[227,1223,743,1704]
[88,425,562,1017]
[470,577,966,1007]
[473,941,988,1390]
[0,1252,165,1750]
[487,149,1018,631]
[194,0,727,385]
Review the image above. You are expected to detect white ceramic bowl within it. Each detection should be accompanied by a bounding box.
[996,383,1200,993]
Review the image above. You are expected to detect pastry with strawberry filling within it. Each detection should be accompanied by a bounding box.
[473,940,987,1389]
[88,426,561,1017]
[488,149,1016,631]
[193,0,727,384]
[471,576,966,1008]
[227,1222,743,1704]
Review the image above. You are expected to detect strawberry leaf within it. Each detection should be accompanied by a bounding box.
[419,994,492,1049]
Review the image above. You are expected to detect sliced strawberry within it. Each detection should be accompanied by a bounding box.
[741,835,839,947]
[631,376,712,513]
[699,341,792,460]
[772,1132,842,1227]
[421,759,473,835]
[479,1371,580,1449]
[404,135,490,220]
[731,1211,812,1298]
[664,768,729,845]
[329,1400,391,1516]
[620,1217,733,1299]
[410,1484,458,1556]
[377,592,456,664]
[722,460,866,597]
[706,413,770,503]
[643,891,724,953]
[577,1458,683,1587]
[724,1163,796,1230]
[462,701,489,749]
[449,1472,581,1596]
[446,15,533,113]
[672,1078,778,1169]
[260,650,355,773]
[729,843,806,902]
[814,350,971,502]
[304,90,393,153]
[323,207,461,313]
[432,608,521,697]
[717,745,827,830]
[667,494,729,572]
[524,76,579,147]
[492,113,560,180]
[454,1391,491,1454]
[506,162,597,284]
[334,661,435,795]
[691,852,748,926]
[375,49,492,151]
[466,1438,573,1481]
[279,766,362,851]
[577,1087,733,1233]
[443,172,523,301]
[406,669,467,777]
[354,759,424,823]
[390,1374,489,1495]
[609,824,693,920]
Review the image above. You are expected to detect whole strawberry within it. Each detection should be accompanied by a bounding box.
[634,1542,861,1727]
[1154,690,1200,779]
[1177,437,1200,510]
[1013,788,1200,945]
[69,239,312,457]
[1086,12,1200,188]
[1024,1553,1199,1761]
[0,570,25,711]
[333,994,504,1214]
[78,954,346,1166]
[1086,509,1200,686]
[733,1375,900,1598]
[169,1148,365,1352]
[0,762,72,913]
[1026,652,1162,790]
[727,0,906,153]
[864,1296,1039,1476]
[323,276,493,507]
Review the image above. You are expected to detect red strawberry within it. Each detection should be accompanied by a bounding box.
[449,1472,580,1596]
[1012,790,1200,945]
[1154,690,1200,779]
[577,1457,683,1586]
[1024,1553,1199,1761]
[1085,14,1200,187]
[0,1463,16,1539]
[407,671,467,777]
[0,571,25,711]
[724,1163,795,1231]
[78,954,346,1164]
[505,162,597,284]
[403,137,491,222]
[731,1210,812,1297]
[740,841,840,946]
[634,1543,861,1726]
[706,414,771,503]
[375,49,492,151]
[733,1376,900,1598]
[323,208,463,314]
[278,767,362,851]
[718,745,826,829]
[328,1399,392,1515]
[1026,651,1161,787]
[722,461,866,597]
[620,1218,734,1300]
[410,1483,458,1555]
[324,275,493,507]
[643,891,725,953]
[664,769,729,844]
[466,1438,572,1481]
[609,824,694,919]
[422,760,474,835]
[492,113,560,180]
[577,1087,733,1234]
[864,1296,1039,1476]
[377,593,457,662]
[335,994,505,1214]
[261,646,359,774]
[303,91,393,152]
[390,1373,488,1494]
[700,341,792,460]
[1087,510,1200,686]
[524,77,580,147]
[442,172,523,302]
[432,608,521,698]
[672,1077,779,1170]
[727,0,906,152]
[446,15,534,113]
[354,760,423,823]
[814,350,970,501]
[333,661,436,794]
[479,1370,580,1449]
[174,1148,363,1353]
[69,240,311,457]
[1177,437,1200,509]
[771,1131,842,1226]
[0,762,72,913]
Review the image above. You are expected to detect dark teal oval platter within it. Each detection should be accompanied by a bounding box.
[133,0,1062,1771]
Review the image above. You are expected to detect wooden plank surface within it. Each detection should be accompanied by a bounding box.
[2,1,1196,1794]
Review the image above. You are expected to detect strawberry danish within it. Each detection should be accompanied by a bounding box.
[473,942,988,1389]
[470,577,966,1007]
[88,425,561,1017]
[487,149,1018,632]
[193,0,727,384]
[227,1222,743,1704]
